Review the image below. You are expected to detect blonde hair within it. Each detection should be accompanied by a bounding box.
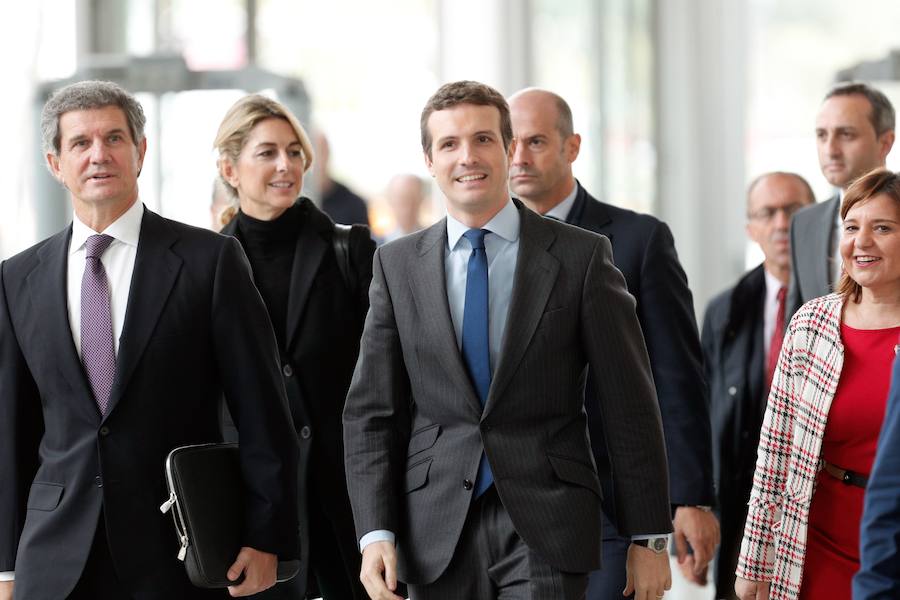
[837,168,900,303]
[213,94,314,223]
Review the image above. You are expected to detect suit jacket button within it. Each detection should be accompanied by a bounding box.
[463,479,473,490]
[282,364,294,377]
[99,426,110,437]
[300,425,312,439]
[95,476,103,488]
[728,386,737,396]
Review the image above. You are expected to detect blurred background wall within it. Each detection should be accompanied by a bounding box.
[3,0,900,318]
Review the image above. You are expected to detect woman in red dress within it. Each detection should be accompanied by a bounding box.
[735,168,900,600]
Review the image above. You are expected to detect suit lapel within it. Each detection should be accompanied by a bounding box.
[572,183,614,246]
[106,209,182,418]
[27,228,97,409]
[409,220,483,416]
[815,195,840,292]
[486,205,559,413]
[284,209,328,353]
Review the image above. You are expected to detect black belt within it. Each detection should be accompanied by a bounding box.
[822,460,868,488]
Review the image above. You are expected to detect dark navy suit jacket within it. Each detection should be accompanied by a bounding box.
[566,183,715,521]
[855,353,900,599]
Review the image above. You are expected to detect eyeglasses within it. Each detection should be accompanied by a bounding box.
[748,203,807,222]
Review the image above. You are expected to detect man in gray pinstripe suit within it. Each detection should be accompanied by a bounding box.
[343,81,673,600]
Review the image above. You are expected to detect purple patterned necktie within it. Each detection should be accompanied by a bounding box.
[81,234,116,415]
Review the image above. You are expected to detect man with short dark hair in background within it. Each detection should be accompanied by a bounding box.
[702,171,814,599]
[0,80,299,599]
[508,87,719,598]
[787,82,895,320]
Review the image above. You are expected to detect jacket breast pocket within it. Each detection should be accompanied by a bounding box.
[536,306,568,332]
[405,458,432,494]
[547,454,603,498]
[407,424,441,458]
[27,482,64,511]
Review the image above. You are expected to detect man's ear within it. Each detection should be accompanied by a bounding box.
[879,130,896,161]
[565,133,582,163]
[135,137,148,177]
[424,151,434,175]
[46,153,65,186]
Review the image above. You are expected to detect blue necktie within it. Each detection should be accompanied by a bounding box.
[461,228,493,496]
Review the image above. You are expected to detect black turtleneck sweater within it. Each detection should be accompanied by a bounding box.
[236,205,301,351]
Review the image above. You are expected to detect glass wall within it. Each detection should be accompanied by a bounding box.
[744,0,900,266]
[532,0,656,214]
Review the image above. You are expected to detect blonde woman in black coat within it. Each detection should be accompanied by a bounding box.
[215,94,374,600]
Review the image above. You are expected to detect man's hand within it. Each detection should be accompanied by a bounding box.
[735,576,770,600]
[360,541,403,600]
[0,580,12,600]
[226,546,277,597]
[624,543,672,600]
[676,554,708,585]
[672,506,720,580]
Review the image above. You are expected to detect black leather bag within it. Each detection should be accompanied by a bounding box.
[160,443,299,588]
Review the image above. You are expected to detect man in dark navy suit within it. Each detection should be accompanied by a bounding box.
[508,88,719,598]
[855,354,900,599]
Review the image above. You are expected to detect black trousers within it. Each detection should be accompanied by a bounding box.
[408,487,587,600]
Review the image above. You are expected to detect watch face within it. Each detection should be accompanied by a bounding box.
[651,538,667,552]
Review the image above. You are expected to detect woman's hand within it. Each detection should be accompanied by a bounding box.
[735,576,770,600]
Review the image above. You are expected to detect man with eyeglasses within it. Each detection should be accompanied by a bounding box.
[787,82,896,320]
[700,171,814,599]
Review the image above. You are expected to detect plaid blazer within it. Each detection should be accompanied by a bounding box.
[736,294,845,599]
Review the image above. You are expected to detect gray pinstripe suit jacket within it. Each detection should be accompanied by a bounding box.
[343,202,672,585]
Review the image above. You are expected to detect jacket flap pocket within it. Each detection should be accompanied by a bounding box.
[407,424,441,458]
[548,454,602,498]
[405,458,432,494]
[27,482,64,511]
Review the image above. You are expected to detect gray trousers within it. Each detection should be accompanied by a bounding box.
[408,487,587,600]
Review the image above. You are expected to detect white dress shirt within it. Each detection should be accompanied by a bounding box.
[67,199,144,356]
[0,199,143,582]
[542,183,579,222]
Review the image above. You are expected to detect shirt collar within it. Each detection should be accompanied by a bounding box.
[763,268,785,301]
[543,182,579,221]
[70,199,144,254]
[446,198,520,250]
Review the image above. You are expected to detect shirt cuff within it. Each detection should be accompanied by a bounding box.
[359,530,395,552]
[0,571,14,582]
[631,533,669,541]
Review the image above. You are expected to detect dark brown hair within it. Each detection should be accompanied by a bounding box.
[837,167,900,302]
[825,82,895,136]
[420,81,513,159]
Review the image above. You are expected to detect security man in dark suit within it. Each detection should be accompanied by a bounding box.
[508,88,719,597]
[702,172,813,598]
[0,81,299,599]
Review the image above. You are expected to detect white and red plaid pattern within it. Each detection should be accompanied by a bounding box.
[735,293,845,599]
[81,234,116,415]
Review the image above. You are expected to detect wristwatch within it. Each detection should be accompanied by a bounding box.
[633,536,668,554]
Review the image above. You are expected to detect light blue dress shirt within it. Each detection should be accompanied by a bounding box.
[444,199,520,371]
[359,199,520,552]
